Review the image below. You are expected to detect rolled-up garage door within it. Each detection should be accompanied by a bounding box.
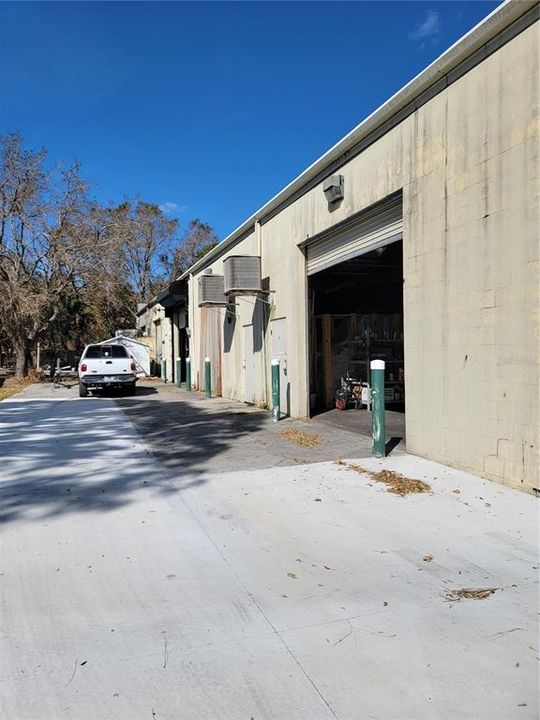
[306,192,403,275]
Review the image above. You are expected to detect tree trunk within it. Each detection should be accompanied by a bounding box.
[14,342,27,378]
[25,345,34,373]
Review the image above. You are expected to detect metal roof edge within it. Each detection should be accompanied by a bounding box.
[180,0,537,280]
[136,297,158,316]
[97,335,150,347]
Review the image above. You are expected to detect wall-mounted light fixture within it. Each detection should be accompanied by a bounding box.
[323,175,344,206]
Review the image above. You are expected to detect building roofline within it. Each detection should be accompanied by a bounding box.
[97,335,150,347]
[136,278,187,316]
[136,297,159,316]
[180,0,537,280]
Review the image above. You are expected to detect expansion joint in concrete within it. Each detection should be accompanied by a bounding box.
[173,487,341,719]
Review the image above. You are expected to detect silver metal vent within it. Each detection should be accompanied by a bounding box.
[198,274,227,306]
[224,256,262,295]
[323,174,344,204]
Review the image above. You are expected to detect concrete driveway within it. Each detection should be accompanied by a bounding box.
[113,382,405,474]
[0,383,538,719]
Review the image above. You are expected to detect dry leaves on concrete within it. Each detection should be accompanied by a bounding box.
[280,428,321,447]
[445,587,498,602]
[337,461,431,496]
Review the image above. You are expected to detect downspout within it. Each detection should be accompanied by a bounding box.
[256,219,268,408]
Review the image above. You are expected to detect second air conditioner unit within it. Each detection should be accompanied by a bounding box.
[224,255,262,295]
[198,274,227,306]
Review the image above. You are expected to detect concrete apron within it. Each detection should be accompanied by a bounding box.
[0,387,537,719]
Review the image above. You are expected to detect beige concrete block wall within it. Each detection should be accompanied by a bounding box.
[136,305,168,371]
[188,232,260,397]
[156,306,173,382]
[137,304,173,380]
[259,212,310,417]
[189,22,538,491]
[404,24,539,491]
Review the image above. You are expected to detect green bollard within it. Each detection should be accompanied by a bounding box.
[271,358,280,421]
[371,360,386,458]
[162,359,167,383]
[204,356,211,399]
[185,357,191,391]
[175,358,181,388]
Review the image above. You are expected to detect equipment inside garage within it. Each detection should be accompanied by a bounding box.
[309,239,404,413]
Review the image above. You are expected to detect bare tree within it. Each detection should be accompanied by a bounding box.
[163,218,218,281]
[0,135,217,375]
[0,134,106,376]
[104,200,178,301]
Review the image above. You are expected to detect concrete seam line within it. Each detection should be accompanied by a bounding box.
[169,484,341,719]
[278,607,388,636]
[110,400,345,716]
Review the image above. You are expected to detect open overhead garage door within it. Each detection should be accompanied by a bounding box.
[306,192,403,275]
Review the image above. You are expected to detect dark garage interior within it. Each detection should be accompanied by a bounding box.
[308,240,405,442]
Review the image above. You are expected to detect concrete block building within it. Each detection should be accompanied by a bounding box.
[136,279,189,384]
[135,300,172,380]
[159,0,537,492]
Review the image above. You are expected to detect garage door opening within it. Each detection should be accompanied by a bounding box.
[308,239,405,443]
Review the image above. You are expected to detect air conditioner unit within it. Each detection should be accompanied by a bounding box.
[198,274,227,306]
[224,256,262,295]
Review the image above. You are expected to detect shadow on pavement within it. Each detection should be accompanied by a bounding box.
[115,392,266,473]
[0,394,263,526]
[385,436,403,456]
[51,383,159,396]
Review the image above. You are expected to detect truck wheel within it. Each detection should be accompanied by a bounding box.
[128,382,136,396]
[79,382,88,398]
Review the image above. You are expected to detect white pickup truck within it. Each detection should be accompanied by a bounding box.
[78,344,137,397]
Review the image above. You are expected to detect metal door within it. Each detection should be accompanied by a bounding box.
[270,317,289,416]
[305,193,403,275]
[155,321,162,362]
[243,324,257,404]
[155,320,162,377]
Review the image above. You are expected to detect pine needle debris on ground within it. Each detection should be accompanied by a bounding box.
[280,428,321,447]
[445,587,498,601]
[337,461,432,495]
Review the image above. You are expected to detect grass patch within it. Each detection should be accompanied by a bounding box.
[337,460,431,496]
[280,428,321,448]
[0,384,26,401]
[0,376,34,401]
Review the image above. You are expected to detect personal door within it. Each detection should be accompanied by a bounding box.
[270,317,288,416]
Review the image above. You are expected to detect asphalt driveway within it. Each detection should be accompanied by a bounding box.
[0,382,538,719]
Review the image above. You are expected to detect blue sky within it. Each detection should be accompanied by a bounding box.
[0,1,500,239]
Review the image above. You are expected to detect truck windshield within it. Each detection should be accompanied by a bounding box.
[84,345,128,359]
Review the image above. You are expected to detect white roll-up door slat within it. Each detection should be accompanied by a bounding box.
[306,194,403,275]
